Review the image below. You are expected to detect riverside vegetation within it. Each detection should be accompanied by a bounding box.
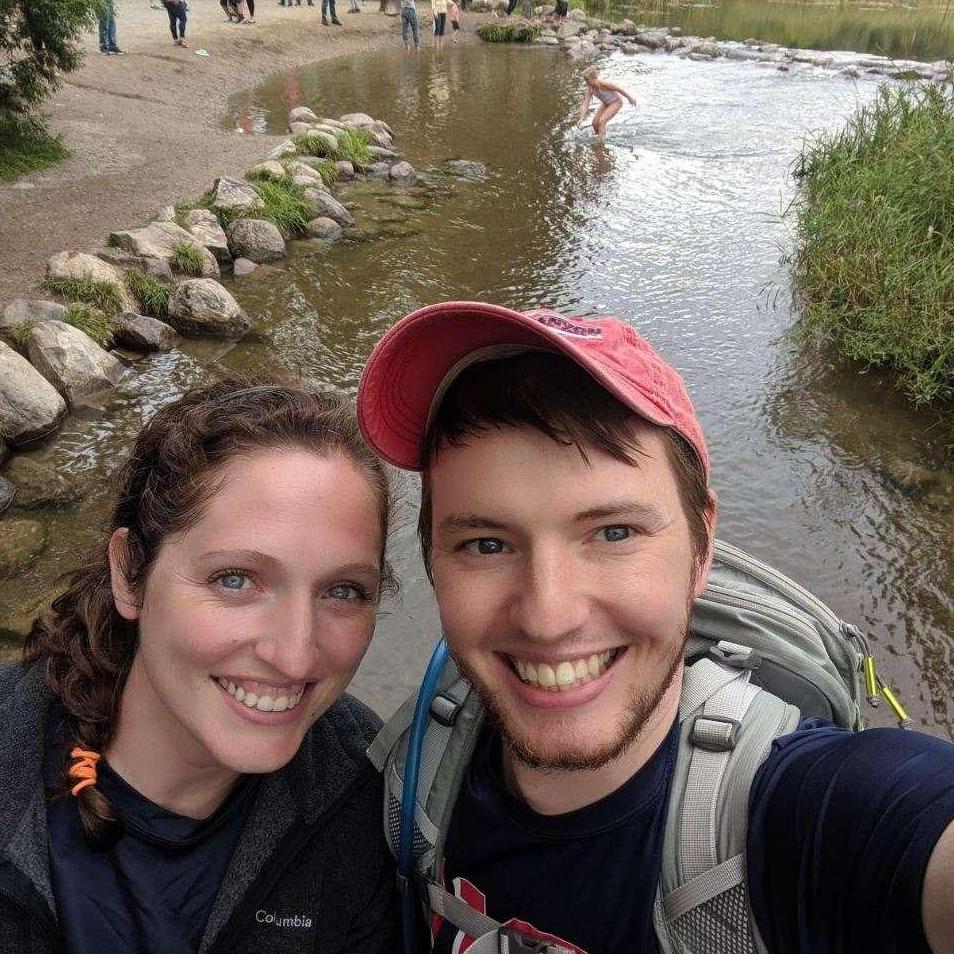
[789,84,954,409]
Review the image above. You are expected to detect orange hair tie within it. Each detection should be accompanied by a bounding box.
[68,747,101,796]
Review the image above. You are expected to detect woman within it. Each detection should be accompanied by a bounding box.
[161,0,188,46]
[0,381,399,953]
[577,66,637,138]
[432,0,447,48]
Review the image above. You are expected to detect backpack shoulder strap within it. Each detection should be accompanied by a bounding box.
[654,642,801,954]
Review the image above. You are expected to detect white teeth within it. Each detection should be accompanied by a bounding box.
[513,650,617,692]
[216,677,306,713]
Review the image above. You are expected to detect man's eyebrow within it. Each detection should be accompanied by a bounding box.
[574,501,666,523]
[438,515,511,534]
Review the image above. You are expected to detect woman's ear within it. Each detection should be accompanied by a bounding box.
[108,528,140,621]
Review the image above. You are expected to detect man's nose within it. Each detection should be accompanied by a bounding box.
[509,546,589,643]
[253,595,317,681]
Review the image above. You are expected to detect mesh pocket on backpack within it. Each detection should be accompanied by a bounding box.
[669,883,757,954]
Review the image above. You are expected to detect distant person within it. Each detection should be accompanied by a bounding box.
[323,0,343,25]
[401,0,419,49]
[553,0,568,21]
[577,65,636,138]
[237,0,256,22]
[220,0,242,21]
[432,0,447,47]
[348,0,362,13]
[97,0,125,55]
[161,0,188,46]
[449,0,460,42]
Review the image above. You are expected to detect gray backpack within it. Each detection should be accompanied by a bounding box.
[369,540,897,954]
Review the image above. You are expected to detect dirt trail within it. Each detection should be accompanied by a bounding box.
[0,0,464,309]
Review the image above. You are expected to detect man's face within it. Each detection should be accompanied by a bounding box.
[429,424,710,771]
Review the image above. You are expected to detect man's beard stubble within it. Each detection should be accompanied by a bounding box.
[452,624,689,774]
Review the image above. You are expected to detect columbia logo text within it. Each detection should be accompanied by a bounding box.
[256,910,314,929]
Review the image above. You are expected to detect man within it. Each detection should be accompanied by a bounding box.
[97,0,125,55]
[358,300,954,954]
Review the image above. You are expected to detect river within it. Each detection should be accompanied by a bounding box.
[4,42,952,735]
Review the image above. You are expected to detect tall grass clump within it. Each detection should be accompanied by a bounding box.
[41,275,124,317]
[477,20,540,42]
[0,116,69,183]
[789,84,954,406]
[254,179,313,236]
[335,127,374,167]
[124,268,170,318]
[170,241,205,276]
[61,303,116,348]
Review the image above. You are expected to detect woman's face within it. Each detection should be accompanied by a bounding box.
[111,447,384,776]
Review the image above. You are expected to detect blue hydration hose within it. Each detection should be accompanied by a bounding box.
[400,638,450,954]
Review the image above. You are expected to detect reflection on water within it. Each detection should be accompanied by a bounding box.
[3,46,952,732]
[595,0,954,63]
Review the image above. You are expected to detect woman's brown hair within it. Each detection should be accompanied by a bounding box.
[24,379,396,843]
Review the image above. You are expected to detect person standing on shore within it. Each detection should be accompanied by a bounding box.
[97,0,125,55]
[401,0,420,50]
[161,0,189,46]
[323,0,343,26]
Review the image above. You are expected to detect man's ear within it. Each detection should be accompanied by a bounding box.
[692,492,718,599]
[108,528,140,622]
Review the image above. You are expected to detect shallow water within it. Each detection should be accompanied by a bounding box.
[4,44,952,735]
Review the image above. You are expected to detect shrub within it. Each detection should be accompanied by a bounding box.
[170,241,205,276]
[124,268,170,318]
[0,115,69,182]
[477,20,540,42]
[789,84,954,406]
[41,275,124,317]
[254,179,313,237]
[62,303,116,348]
[10,319,33,346]
[294,132,338,160]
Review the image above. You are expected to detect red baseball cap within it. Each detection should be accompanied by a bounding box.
[357,301,709,479]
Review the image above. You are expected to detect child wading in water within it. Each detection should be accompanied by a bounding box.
[449,0,461,42]
[577,66,636,138]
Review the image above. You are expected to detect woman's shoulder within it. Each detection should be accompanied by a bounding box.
[298,693,384,776]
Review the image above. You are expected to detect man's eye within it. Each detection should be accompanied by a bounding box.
[215,571,250,591]
[463,538,506,555]
[327,583,369,601]
[599,526,632,543]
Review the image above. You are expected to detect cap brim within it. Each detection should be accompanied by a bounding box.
[357,301,674,471]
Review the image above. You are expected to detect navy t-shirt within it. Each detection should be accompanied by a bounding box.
[45,716,260,954]
[432,719,954,954]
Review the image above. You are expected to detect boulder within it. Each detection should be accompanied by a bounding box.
[305,217,343,240]
[115,311,181,352]
[268,139,298,160]
[367,162,391,179]
[370,130,394,149]
[233,258,259,277]
[567,40,598,61]
[166,279,251,338]
[298,130,339,154]
[248,160,287,180]
[289,121,318,136]
[96,248,174,279]
[535,35,559,45]
[227,218,286,263]
[443,159,487,179]
[0,441,8,465]
[0,519,47,576]
[372,119,396,140]
[185,209,231,265]
[318,117,347,130]
[389,161,417,182]
[634,32,665,50]
[287,160,326,182]
[292,174,321,189]
[1,300,67,346]
[4,456,82,510]
[339,112,376,128]
[335,160,355,180]
[108,222,219,278]
[302,188,355,226]
[156,206,177,223]
[0,476,14,516]
[367,145,400,162]
[26,320,127,405]
[46,251,136,312]
[312,123,346,140]
[288,106,319,125]
[0,342,68,445]
[211,177,264,215]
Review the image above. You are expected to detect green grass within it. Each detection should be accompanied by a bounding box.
[10,320,33,347]
[788,84,954,407]
[174,201,195,228]
[295,128,375,167]
[41,275,124,318]
[62,304,116,348]
[294,132,339,160]
[308,158,337,187]
[170,241,205,276]
[124,268,170,318]
[477,20,541,41]
[253,179,313,237]
[0,116,69,184]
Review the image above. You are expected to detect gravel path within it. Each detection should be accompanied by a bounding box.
[0,0,461,310]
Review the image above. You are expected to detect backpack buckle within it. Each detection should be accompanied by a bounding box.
[429,692,462,727]
[499,928,554,953]
[708,642,761,671]
[689,713,741,752]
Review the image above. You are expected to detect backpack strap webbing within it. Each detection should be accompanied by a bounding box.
[654,642,801,954]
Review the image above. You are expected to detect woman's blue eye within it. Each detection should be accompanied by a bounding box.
[328,583,366,601]
[218,572,249,590]
[600,526,632,543]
